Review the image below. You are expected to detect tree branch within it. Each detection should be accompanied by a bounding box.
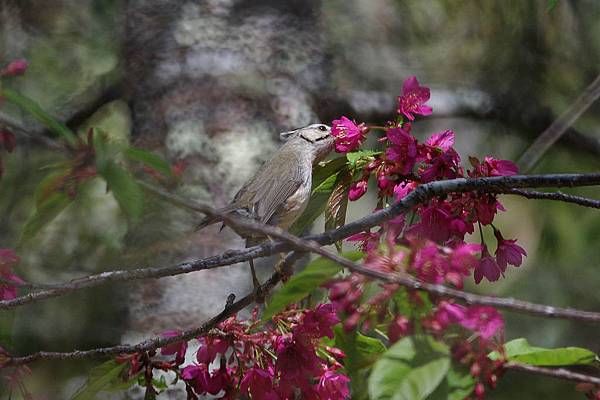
[3,173,600,310]
[3,252,303,367]
[505,362,600,386]
[506,189,600,209]
[518,73,600,172]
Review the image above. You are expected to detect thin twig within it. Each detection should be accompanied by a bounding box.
[3,252,303,367]
[505,362,600,386]
[3,173,600,310]
[518,73,600,172]
[506,189,600,209]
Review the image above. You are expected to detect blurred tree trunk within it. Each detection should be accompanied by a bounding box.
[122,0,328,334]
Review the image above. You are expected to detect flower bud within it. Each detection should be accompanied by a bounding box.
[3,59,28,77]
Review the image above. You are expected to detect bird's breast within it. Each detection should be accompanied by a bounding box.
[274,174,312,230]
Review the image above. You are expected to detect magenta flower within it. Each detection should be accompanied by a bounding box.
[196,336,229,364]
[159,330,188,363]
[296,303,339,341]
[483,157,519,176]
[393,181,416,200]
[0,249,22,301]
[240,367,277,400]
[435,301,467,328]
[470,156,518,177]
[0,129,16,153]
[275,335,321,380]
[494,230,527,269]
[348,179,368,201]
[386,127,417,174]
[346,231,380,252]
[425,130,455,152]
[1,59,28,77]
[411,202,452,243]
[397,76,433,121]
[316,370,351,400]
[474,246,503,284]
[420,150,460,183]
[449,243,482,276]
[388,315,412,343]
[181,364,225,396]
[459,306,503,339]
[331,116,368,153]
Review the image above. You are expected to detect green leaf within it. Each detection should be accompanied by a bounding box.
[290,191,332,235]
[0,310,15,349]
[488,338,597,366]
[368,335,450,400]
[262,251,363,322]
[70,360,137,400]
[346,150,380,168]
[20,192,73,242]
[34,171,68,208]
[429,365,476,400]
[546,0,559,11]
[1,88,78,147]
[100,161,143,222]
[313,156,348,188]
[325,171,352,251]
[334,325,387,372]
[290,157,349,235]
[124,147,173,178]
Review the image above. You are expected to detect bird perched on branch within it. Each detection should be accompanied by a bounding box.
[196,123,335,294]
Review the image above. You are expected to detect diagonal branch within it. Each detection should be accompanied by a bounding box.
[3,173,600,311]
[505,362,600,386]
[518,73,600,172]
[506,189,600,209]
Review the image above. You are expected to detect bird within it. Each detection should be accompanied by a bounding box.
[196,123,335,294]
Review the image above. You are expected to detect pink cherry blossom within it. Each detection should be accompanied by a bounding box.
[474,246,503,284]
[411,202,453,243]
[385,127,417,175]
[459,306,503,339]
[0,249,23,301]
[316,370,351,400]
[397,76,433,121]
[275,334,320,381]
[346,230,380,252]
[331,116,368,153]
[470,156,518,177]
[393,181,416,200]
[425,130,455,151]
[196,336,229,364]
[240,367,277,400]
[388,315,411,343]
[348,179,368,201]
[494,230,527,269]
[159,330,188,363]
[420,149,461,182]
[296,303,339,341]
[1,59,28,77]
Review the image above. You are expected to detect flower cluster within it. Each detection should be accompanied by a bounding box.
[323,76,527,398]
[0,249,23,301]
[156,305,349,399]
[332,76,526,285]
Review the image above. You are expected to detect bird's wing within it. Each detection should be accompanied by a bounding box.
[238,152,305,225]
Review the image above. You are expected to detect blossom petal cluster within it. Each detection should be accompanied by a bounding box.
[0,249,23,301]
[331,116,369,153]
[157,305,349,399]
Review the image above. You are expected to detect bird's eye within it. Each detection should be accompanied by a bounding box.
[318,125,327,131]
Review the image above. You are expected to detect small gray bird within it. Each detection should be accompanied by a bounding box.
[196,123,335,292]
